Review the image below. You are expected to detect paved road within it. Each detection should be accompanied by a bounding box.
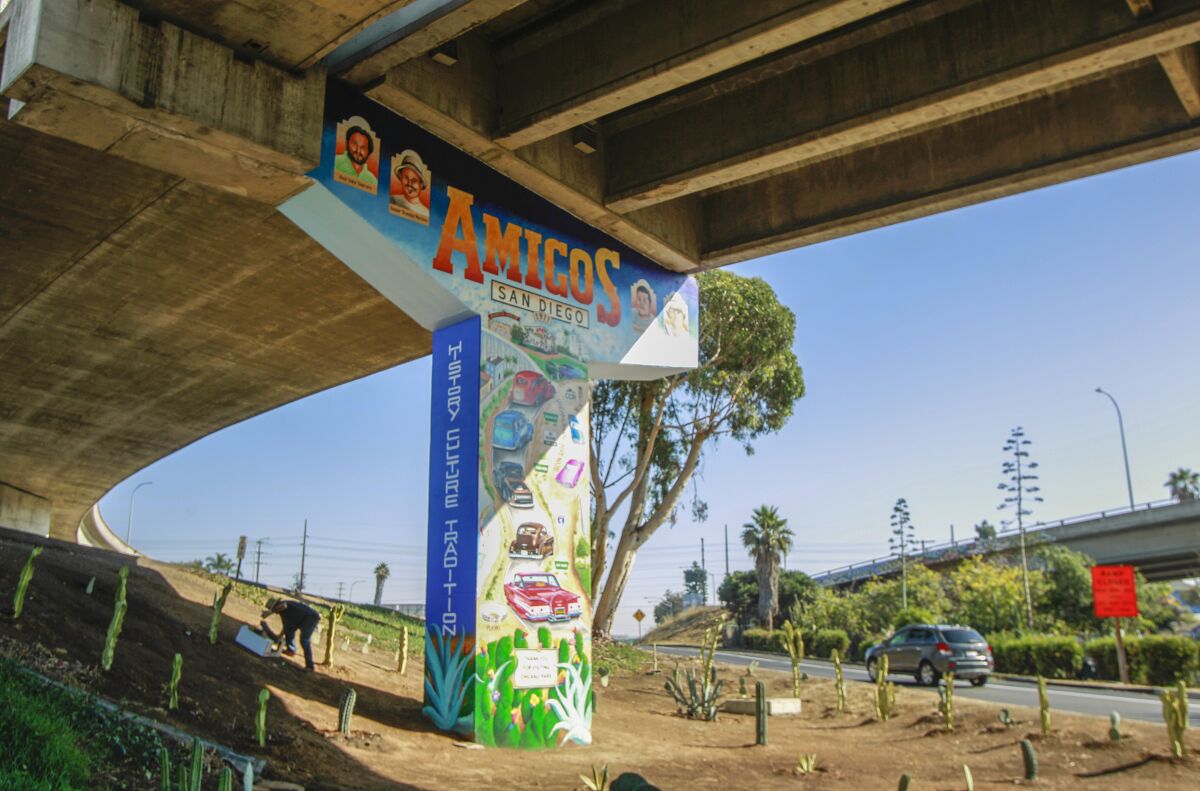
[651,645,1199,725]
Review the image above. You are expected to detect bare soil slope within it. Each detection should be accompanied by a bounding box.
[639,607,727,646]
[2,533,1198,790]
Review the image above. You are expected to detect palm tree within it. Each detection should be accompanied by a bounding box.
[741,505,794,630]
[1164,468,1200,502]
[204,553,234,576]
[373,562,391,606]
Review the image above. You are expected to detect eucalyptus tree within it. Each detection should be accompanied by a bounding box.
[889,498,917,609]
[997,426,1043,628]
[589,270,805,637]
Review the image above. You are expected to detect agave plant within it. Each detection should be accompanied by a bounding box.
[422,630,473,735]
[548,660,593,745]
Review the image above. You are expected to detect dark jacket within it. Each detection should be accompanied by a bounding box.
[277,600,321,632]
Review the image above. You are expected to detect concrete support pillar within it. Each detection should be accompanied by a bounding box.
[425,315,594,746]
[0,481,51,537]
[0,0,323,203]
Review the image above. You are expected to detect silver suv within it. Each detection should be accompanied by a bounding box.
[865,624,994,687]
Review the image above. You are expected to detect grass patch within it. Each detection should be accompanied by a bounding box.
[0,657,167,790]
[594,640,648,676]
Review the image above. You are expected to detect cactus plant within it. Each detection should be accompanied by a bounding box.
[1108,710,1121,741]
[188,737,203,791]
[12,546,42,618]
[159,746,171,791]
[598,666,611,688]
[937,672,955,732]
[397,627,409,674]
[1020,739,1038,780]
[339,687,357,736]
[85,576,95,595]
[832,649,847,713]
[322,604,347,666]
[795,753,817,775]
[1174,679,1189,733]
[997,708,1014,729]
[963,765,974,791]
[243,762,254,791]
[256,688,270,747]
[217,767,233,791]
[166,652,183,710]
[897,773,911,791]
[101,566,130,671]
[1161,686,1187,757]
[1037,675,1050,736]
[663,624,723,721]
[209,582,232,645]
[755,680,768,746]
[874,654,896,721]
[781,620,805,699]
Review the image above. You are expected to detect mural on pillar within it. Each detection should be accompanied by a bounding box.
[286,79,700,750]
[475,326,593,747]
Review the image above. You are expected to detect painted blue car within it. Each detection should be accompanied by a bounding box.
[547,360,587,380]
[493,410,533,451]
[568,414,583,444]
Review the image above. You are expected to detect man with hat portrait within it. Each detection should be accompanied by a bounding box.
[389,149,431,224]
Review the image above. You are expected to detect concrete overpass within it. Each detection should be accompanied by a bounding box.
[3,0,1200,541]
[814,498,1200,587]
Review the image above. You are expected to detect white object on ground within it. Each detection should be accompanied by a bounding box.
[235,626,280,658]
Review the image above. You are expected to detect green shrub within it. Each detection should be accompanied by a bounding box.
[1085,637,1147,683]
[891,607,937,631]
[812,629,850,659]
[1138,635,1198,685]
[741,628,786,652]
[990,635,1082,679]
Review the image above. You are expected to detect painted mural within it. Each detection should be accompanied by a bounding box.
[475,327,592,747]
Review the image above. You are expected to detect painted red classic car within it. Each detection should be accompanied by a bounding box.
[504,572,582,623]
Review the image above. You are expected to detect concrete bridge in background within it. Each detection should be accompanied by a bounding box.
[4,0,1200,542]
[813,499,1200,587]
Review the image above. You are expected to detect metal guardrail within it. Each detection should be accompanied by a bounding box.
[811,498,1180,586]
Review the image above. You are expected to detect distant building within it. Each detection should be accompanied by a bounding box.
[487,310,520,339]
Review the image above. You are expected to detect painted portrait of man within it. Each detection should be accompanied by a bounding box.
[332,116,380,195]
[388,149,432,224]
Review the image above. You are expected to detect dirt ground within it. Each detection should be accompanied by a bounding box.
[2,533,1198,790]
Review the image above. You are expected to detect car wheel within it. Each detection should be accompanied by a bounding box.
[866,657,878,683]
[970,676,988,687]
[918,660,940,687]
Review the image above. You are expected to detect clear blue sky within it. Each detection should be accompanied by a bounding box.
[102,150,1200,637]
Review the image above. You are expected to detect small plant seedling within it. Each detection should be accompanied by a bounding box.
[580,764,610,791]
[997,708,1014,729]
[795,753,817,775]
[897,773,911,791]
[962,764,974,791]
[85,576,95,595]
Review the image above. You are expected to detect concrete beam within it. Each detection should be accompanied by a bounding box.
[1157,43,1200,116]
[606,0,1200,213]
[370,33,701,271]
[494,0,909,149]
[701,62,1199,265]
[1,0,323,204]
[0,481,51,537]
[338,0,529,86]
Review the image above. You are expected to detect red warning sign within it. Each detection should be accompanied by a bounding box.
[1091,565,1138,619]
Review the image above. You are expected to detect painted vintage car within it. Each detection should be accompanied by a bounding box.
[556,458,584,488]
[511,370,556,406]
[493,461,534,508]
[546,360,587,381]
[509,522,555,559]
[504,572,582,622]
[492,410,533,450]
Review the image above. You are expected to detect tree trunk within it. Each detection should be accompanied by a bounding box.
[374,577,385,606]
[592,527,642,635]
[756,557,775,630]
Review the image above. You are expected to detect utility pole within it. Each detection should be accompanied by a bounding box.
[254,539,266,584]
[298,519,309,594]
[950,523,956,547]
[336,581,345,600]
[701,538,707,603]
[724,524,729,579]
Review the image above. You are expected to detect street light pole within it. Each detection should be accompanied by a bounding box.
[126,481,153,544]
[349,579,367,602]
[1095,387,1135,509]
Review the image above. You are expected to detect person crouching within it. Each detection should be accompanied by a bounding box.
[260,596,321,671]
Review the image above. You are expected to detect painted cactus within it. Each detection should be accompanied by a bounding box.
[424,629,474,735]
[473,626,592,748]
